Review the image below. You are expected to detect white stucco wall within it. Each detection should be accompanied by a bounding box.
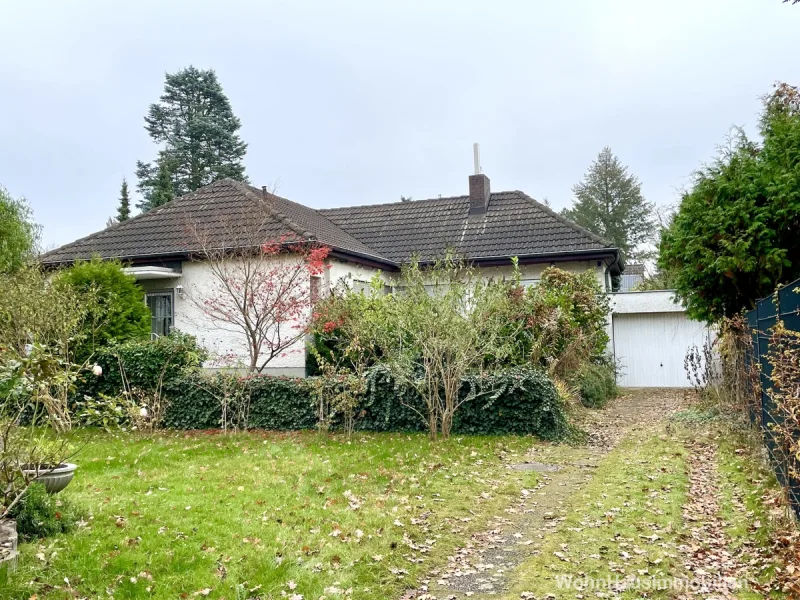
[139,257,610,376]
[139,257,390,375]
[326,259,389,291]
[474,260,609,290]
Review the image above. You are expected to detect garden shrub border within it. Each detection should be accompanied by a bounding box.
[73,335,569,439]
[158,365,568,439]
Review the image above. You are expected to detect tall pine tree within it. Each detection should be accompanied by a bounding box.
[562,147,655,261]
[135,66,248,211]
[116,178,131,222]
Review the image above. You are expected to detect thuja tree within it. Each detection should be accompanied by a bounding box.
[660,82,800,323]
[57,257,150,362]
[188,235,330,372]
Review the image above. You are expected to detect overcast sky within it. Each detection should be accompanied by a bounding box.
[1,0,798,249]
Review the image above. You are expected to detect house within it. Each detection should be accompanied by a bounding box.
[618,263,645,292]
[41,170,622,376]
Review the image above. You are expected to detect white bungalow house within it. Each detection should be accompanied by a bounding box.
[42,170,623,376]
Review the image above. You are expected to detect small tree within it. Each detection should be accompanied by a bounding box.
[0,186,39,274]
[57,257,151,362]
[116,178,131,222]
[373,256,513,439]
[187,234,330,372]
[0,267,100,517]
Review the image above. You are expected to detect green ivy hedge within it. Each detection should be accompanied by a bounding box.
[162,375,318,431]
[157,366,566,440]
[77,332,208,400]
[74,336,566,439]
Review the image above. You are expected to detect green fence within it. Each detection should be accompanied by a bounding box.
[745,277,800,516]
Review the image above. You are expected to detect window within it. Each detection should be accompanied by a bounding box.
[145,291,174,337]
[352,280,372,294]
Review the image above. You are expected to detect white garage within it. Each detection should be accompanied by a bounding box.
[608,291,713,388]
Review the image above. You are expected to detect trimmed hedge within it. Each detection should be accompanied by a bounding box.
[158,366,567,440]
[77,332,208,400]
[162,375,318,431]
[74,335,567,439]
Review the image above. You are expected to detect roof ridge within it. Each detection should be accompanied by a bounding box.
[513,190,616,248]
[317,191,528,213]
[230,180,314,240]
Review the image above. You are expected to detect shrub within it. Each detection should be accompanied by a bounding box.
[160,366,567,440]
[73,393,134,431]
[575,359,618,408]
[76,332,207,401]
[8,483,81,541]
[162,373,316,431]
[505,266,610,377]
[57,257,150,361]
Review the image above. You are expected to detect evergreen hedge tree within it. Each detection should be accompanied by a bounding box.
[660,83,800,323]
[58,257,151,361]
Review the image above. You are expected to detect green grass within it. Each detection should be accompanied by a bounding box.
[716,434,786,598]
[0,429,538,600]
[502,429,689,599]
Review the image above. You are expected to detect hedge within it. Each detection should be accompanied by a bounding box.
[159,366,566,440]
[75,335,567,439]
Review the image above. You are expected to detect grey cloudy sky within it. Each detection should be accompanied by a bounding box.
[1,0,798,249]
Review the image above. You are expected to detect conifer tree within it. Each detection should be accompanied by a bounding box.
[136,66,248,211]
[562,148,655,261]
[116,178,131,222]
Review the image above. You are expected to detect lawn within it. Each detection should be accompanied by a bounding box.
[502,430,689,599]
[0,429,539,600]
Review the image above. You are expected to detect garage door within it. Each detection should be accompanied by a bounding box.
[612,312,711,387]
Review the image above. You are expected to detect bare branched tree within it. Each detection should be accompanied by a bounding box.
[183,191,330,372]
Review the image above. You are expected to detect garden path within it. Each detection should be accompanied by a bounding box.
[401,388,689,599]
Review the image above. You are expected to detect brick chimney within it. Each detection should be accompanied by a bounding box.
[469,143,491,216]
[469,173,491,216]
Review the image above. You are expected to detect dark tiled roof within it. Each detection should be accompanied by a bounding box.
[41,180,616,268]
[320,191,613,263]
[624,263,646,275]
[41,179,386,265]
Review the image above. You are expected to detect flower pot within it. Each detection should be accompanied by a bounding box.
[22,463,77,494]
[0,519,17,572]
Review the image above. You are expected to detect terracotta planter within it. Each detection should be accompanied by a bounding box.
[22,463,77,494]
